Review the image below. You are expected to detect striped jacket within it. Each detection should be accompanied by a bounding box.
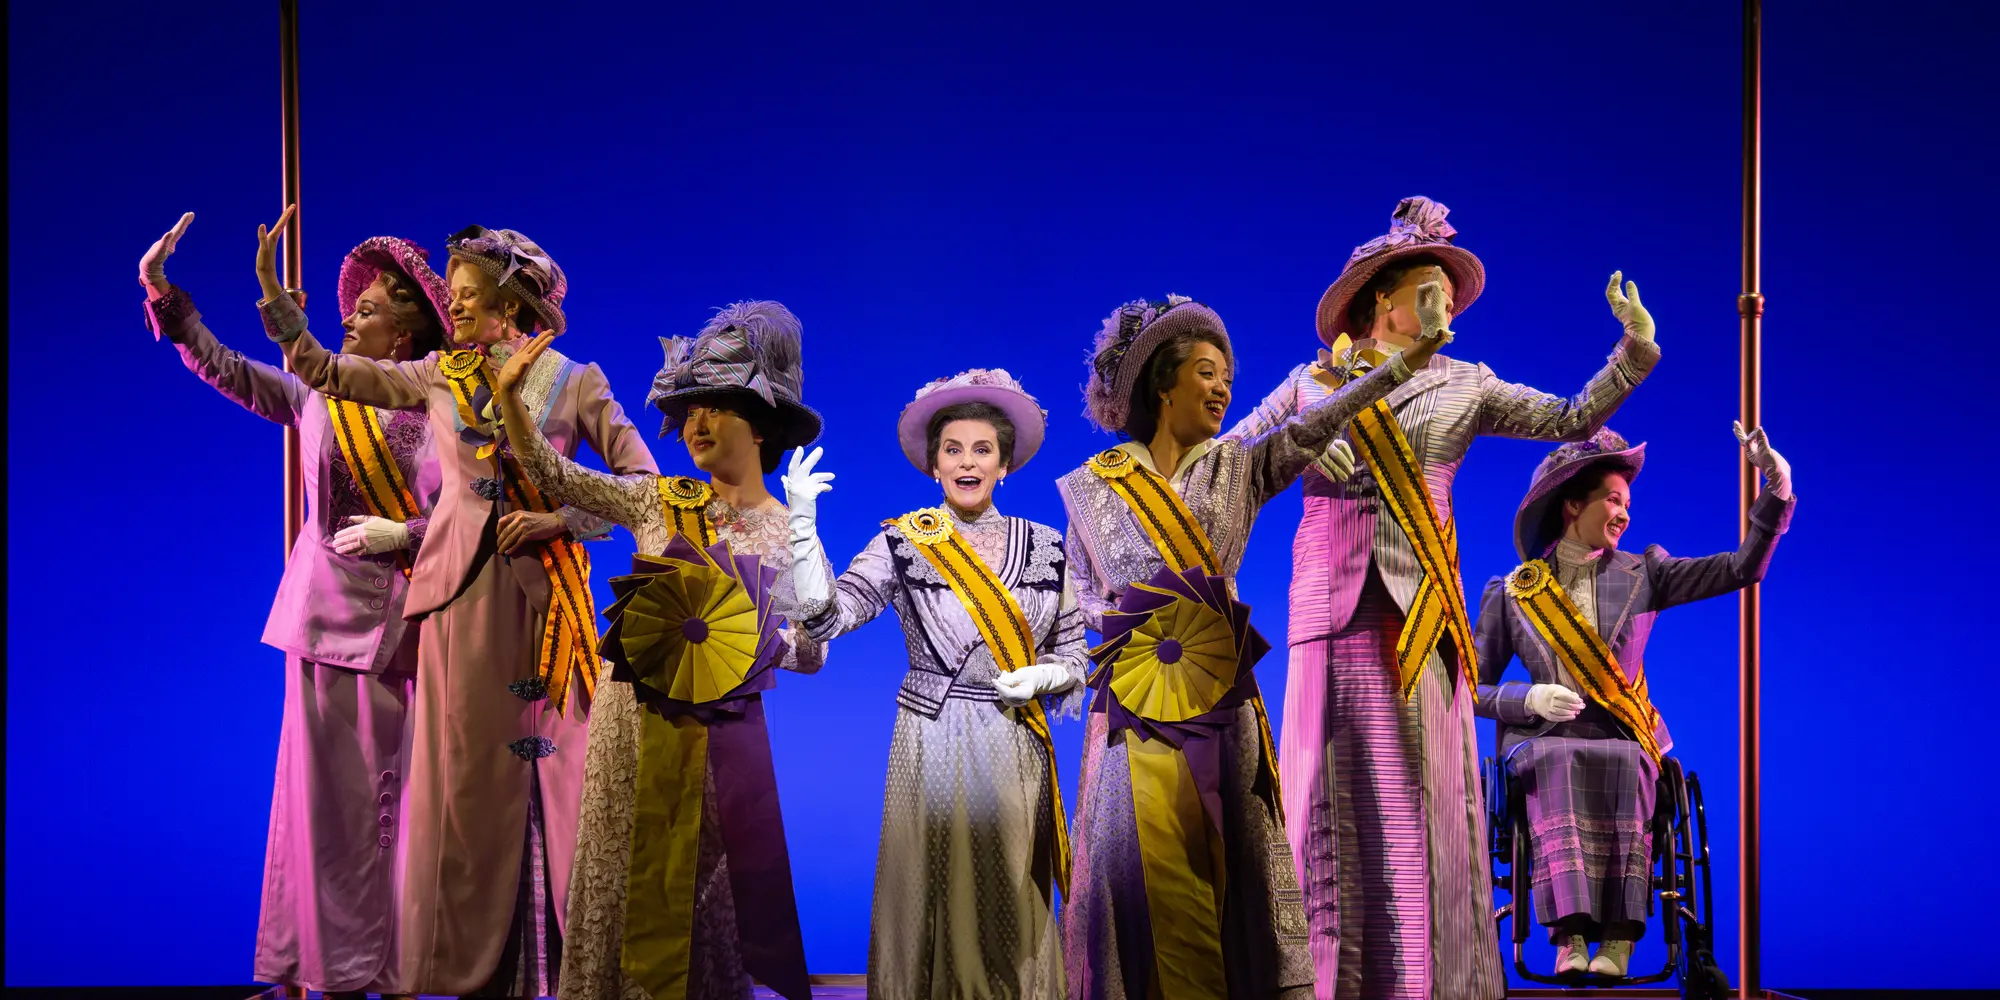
[1223,334,1660,645]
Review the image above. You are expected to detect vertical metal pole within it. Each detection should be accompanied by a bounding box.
[1737,0,1764,996]
[279,0,304,555]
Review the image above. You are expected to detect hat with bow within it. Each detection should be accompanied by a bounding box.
[648,301,823,470]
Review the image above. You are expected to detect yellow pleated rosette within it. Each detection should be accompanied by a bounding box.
[601,535,782,708]
[1103,581,1241,723]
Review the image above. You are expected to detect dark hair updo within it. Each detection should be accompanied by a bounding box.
[926,402,1016,472]
[1123,329,1231,442]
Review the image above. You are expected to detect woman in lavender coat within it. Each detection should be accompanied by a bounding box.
[139,213,446,998]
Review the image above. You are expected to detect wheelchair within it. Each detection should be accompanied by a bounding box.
[1483,741,1731,999]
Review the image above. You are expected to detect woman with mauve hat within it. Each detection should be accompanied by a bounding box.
[1057,295,1442,1000]
[254,207,659,996]
[136,212,449,1000]
[1473,425,1794,977]
[781,368,1087,999]
[493,301,826,1000]
[1224,196,1662,999]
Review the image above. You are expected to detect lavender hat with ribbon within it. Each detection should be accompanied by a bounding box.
[336,236,451,349]
[1083,295,1233,435]
[897,368,1048,473]
[648,301,823,460]
[444,225,569,335]
[1512,427,1647,559]
[1314,196,1486,345]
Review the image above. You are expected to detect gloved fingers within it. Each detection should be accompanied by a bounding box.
[1622,280,1642,311]
[1732,420,1749,444]
[1605,271,1627,311]
[331,528,368,555]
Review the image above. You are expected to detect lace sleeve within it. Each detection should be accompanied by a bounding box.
[511,399,662,540]
[1040,574,1091,721]
[798,531,898,643]
[1475,335,1659,441]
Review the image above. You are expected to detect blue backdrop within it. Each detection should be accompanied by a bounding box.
[9,0,1996,989]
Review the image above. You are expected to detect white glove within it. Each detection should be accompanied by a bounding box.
[992,660,1078,708]
[332,515,410,556]
[1315,438,1358,482]
[781,446,836,605]
[140,212,194,298]
[1413,281,1455,344]
[1732,421,1792,500]
[1604,271,1656,342]
[1525,683,1586,723]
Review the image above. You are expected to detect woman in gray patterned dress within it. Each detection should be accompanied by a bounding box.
[782,369,1089,1000]
[497,303,826,1000]
[1056,296,1442,1000]
[1473,424,1794,977]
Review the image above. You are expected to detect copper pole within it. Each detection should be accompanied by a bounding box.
[279,0,304,555]
[1737,0,1764,996]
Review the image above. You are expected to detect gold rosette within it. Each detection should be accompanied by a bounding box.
[602,536,780,708]
[1103,583,1241,723]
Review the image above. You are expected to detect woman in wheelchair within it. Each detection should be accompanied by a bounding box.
[1472,424,1794,977]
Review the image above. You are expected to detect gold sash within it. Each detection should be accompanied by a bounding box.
[657,476,717,547]
[891,507,1072,893]
[324,397,423,579]
[438,349,502,460]
[499,452,599,716]
[1504,560,1664,766]
[1315,338,1477,699]
[1086,448,1283,1000]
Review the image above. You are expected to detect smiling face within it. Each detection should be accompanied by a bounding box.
[931,418,1007,515]
[446,261,520,347]
[341,273,412,360]
[1158,339,1232,443]
[1563,471,1633,550]
[680,399,765,479]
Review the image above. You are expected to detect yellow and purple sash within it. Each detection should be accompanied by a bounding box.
[1085,447,1283,1000]
[889,507,1072,893]
[324,397,422,579]
[608,497,811,1000]
[498,452,599,717]
[1314,338,1477,699]
[1504,559,1664,766]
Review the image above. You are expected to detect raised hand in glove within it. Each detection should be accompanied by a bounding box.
[782,446,837,605]
[1605,271,1655,342]
[332,515,410,556]
[1733,421,1792,500]
[140,212,194,300]
[992,660,1078,708]
[1526,683,1586,723]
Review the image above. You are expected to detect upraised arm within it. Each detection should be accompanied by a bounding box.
[1244,352,1412,506]
[266,295,434,410]
[147,286,308,426]
[1475,273,1662,441]
[797,530,900,643]
[1220,364,1302,445]
[497,334,659,537]
[1646,426,1796,612]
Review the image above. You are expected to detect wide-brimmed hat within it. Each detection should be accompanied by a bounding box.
[444,225,569,335]
[897,369,1048,474]
[1513,428,1647,559]
[336,236,451,349]
[1083,295,1233,434]
[648,300,823,453]
[1314,196,1485,346]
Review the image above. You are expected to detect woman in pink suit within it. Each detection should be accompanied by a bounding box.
[139,213,446,999]
[250,206,659,996]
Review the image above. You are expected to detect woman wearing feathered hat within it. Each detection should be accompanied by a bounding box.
[779,369,1086,998]
[1474,424,1793,977]
[1223,196,1662,999]
[252,207,659,995]
[1056,295,1442,999]
[138,212,448,998]
[494,302,824,1000]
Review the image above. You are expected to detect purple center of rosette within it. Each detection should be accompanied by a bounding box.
[682,617,710,643]
[1157,638,1183,664]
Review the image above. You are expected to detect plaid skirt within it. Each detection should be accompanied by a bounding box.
[1503,716,1657,934]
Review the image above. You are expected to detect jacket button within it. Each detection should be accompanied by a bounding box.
[373,576,389,588]
[370,598,385,610]
[380,770,396,783]
[379,815,393,827]
[378,792,393,805]
[378,835,393,848]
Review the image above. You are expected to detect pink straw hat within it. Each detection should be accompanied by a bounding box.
[335,236,452,345]
[1314,196,1485,346]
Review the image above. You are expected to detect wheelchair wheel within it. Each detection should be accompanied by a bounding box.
[1676,771,1730,1000]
